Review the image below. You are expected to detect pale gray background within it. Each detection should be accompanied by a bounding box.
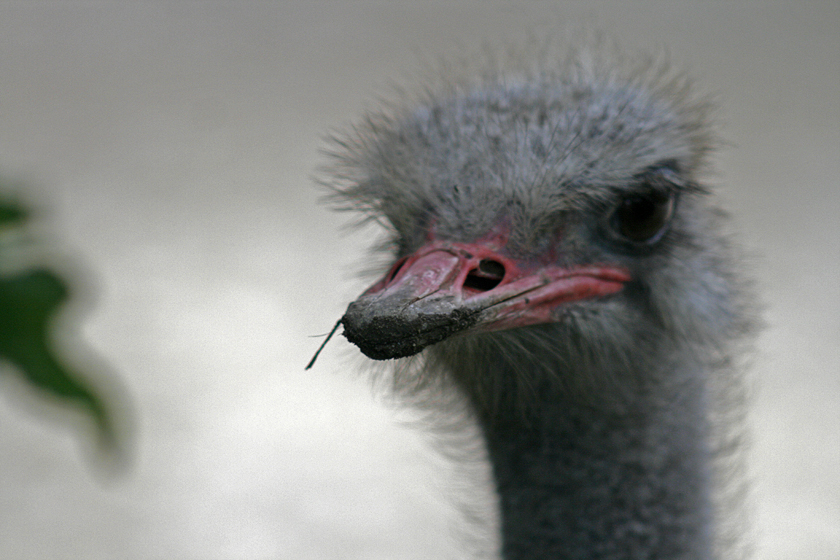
[0,2,837,559]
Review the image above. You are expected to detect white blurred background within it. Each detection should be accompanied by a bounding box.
[0,2,837,559]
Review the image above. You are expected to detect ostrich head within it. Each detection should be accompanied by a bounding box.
[326,49,751,413]
[318,45,755,559]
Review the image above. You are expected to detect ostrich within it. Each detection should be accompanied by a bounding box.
[315,45,755,559]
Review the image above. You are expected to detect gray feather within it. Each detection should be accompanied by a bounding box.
[320,41,757,560]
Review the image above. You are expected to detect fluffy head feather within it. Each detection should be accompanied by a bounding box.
[321,44,752,412]
[319,43,757,559]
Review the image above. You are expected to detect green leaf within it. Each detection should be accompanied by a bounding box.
[0,190,128,470]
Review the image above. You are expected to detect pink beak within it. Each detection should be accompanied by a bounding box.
[342,238,631,360]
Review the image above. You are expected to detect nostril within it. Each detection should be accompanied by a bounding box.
[479,259,505,278]
[464,259,505,292]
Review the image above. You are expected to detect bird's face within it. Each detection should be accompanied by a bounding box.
[339,82,714,358]
[326,74,748,406]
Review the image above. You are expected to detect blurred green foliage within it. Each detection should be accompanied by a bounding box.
[0,193,124,464]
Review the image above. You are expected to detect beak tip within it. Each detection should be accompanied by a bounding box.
[341,294,479,360]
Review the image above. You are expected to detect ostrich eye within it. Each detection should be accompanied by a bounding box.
[612,191,675,243]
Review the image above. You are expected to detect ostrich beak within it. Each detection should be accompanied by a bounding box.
[341,240,631,360]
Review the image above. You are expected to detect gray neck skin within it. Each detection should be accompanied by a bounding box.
[476,374,713,560]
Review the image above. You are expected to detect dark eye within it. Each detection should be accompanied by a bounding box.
[611,191,675,243]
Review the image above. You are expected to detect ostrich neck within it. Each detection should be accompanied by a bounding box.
[476,372,713,560]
